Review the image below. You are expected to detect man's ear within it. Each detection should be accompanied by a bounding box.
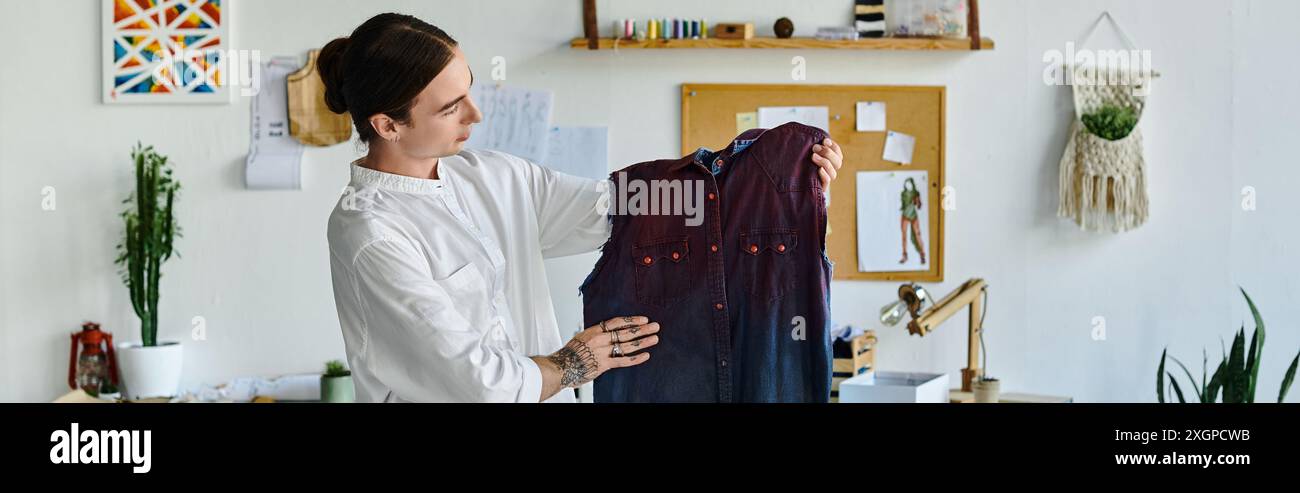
[368,114,399,142]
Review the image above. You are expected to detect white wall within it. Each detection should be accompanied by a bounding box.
[2,0,1296,402]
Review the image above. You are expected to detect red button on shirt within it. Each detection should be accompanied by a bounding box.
[707,193,716,200]
[749,245,759,253]
[777,244,786,252]
[714,303,724,311]
[710,244,718,253]
[642,256,653,265]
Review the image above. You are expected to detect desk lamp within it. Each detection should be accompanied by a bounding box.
[879,279,989,393]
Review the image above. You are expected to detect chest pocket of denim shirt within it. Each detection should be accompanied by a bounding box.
[632,237,690,308]
[740,229,798,302]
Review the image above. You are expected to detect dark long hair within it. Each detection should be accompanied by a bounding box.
[317,13,458,143]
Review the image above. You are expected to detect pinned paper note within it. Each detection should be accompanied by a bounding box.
[758,106,830,132]
[466,84,554,164]
[883,131,916,165]
[245,57,305,190]
[736,112,758,134]
[855,102,887,132]
[543,126,609,180]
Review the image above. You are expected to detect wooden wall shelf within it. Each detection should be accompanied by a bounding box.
[569,36,995,51]
[577,0,991,51]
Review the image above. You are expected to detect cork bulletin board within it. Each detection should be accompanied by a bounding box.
[681,84,945,282]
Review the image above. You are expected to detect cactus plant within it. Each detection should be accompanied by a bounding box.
[114,143,181,347]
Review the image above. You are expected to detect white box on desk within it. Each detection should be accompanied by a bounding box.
[837,371,949,403]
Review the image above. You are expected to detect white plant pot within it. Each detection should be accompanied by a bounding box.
[116,341,183,400]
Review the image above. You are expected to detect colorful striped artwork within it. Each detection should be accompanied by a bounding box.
[103,0,232,104]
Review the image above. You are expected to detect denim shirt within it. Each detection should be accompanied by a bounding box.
[580,122,834,402]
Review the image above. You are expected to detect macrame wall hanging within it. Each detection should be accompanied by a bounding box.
[1058,12,1156,233]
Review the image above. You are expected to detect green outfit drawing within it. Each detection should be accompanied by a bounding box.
[899,178,926,265]
[900,180,920,221]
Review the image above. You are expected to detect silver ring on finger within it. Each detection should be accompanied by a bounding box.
[611,343,623,358]
[612,331,621,344]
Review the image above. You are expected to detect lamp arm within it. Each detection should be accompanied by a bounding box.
[911,279,987,335]
[909,279,988,392]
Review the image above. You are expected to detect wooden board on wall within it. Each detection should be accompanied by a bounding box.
[681,84,945,282]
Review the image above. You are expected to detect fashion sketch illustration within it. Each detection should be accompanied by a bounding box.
[898,177,926,265]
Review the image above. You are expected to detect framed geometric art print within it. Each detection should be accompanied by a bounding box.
[103,0,233,104]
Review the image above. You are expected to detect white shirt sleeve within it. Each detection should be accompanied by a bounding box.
[520,159,612,259]
[350,237,543,403]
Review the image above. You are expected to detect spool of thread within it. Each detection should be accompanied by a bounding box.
[691,20,699,38]
[661,18,668,40]
[701,19,708,39]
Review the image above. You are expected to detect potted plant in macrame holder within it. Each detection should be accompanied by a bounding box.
[1057,66,1153,233]
[321,360,355,403]
[113,143,183,400]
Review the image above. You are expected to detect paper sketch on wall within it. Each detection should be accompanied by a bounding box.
[465,84,553,164]
[856,171,930,273]
[103,0,233,104]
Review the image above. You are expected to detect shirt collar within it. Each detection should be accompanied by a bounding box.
[349,160,445,194]
[670,127,768,173]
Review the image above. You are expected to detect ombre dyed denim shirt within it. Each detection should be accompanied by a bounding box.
[581,123,834,403]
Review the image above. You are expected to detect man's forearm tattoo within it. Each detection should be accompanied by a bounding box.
[548,339,599,388]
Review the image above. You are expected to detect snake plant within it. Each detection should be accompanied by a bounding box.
[114,143,181,347]
[1158,288,1299,403]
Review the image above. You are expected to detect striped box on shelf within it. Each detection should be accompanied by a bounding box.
[855,0,886,38]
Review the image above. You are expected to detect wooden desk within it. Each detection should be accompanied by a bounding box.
[948,390,1073,403]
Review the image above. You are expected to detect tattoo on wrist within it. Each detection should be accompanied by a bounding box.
[548,340,599,388]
